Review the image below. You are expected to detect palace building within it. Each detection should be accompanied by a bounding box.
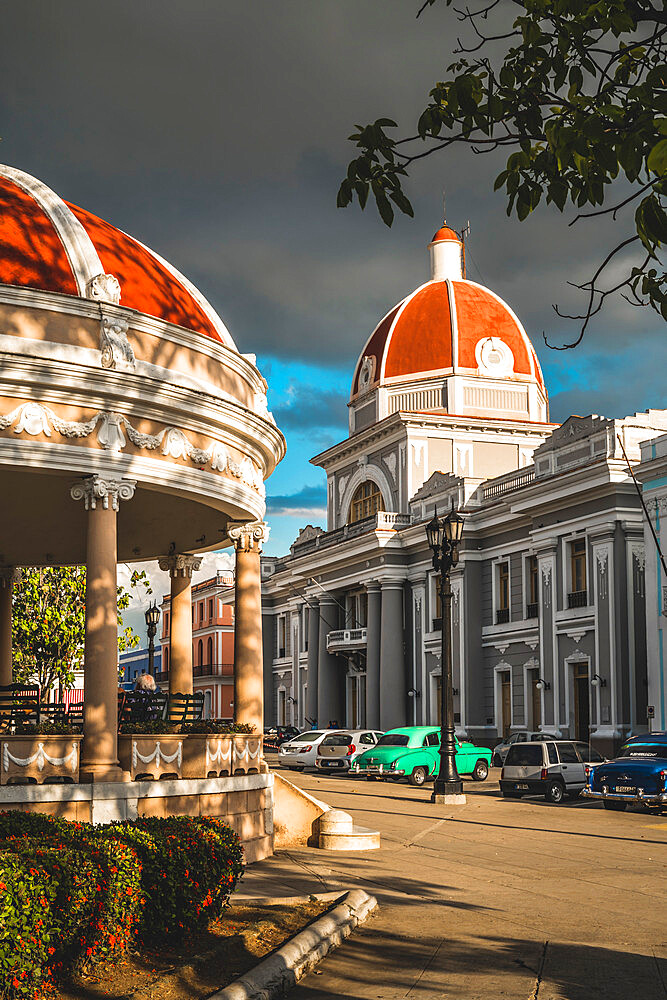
[261,224,666,754]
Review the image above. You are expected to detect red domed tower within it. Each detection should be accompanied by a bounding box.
[314,223,556,530]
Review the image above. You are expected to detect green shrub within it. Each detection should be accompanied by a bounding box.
[0,813,143,997]
[181,720,256,735]
[0,812,242,994]
[103,815,244,941]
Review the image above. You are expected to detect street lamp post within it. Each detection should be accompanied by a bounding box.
[145,602,160,676]
[426,501,466,804]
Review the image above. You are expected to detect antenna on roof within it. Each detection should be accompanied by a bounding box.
[461,220,471,240]
[442,188,447,224]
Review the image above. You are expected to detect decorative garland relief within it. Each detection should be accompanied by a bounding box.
[3,740,79,773]
[0,401,265,496]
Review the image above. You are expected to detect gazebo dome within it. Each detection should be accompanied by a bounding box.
[351,223,548,426]
[0,164,232,345]
[0,163,285,566]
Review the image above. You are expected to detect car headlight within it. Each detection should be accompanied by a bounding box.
[389,761,397,770]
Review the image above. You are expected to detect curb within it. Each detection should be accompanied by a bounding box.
[231,890,345,907]
[212,889,378,1000]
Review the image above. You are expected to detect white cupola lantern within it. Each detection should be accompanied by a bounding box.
[428,226,464,282]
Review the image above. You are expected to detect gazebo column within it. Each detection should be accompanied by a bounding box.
[158,554,202,696]
[71,476,136,782]
[0,567,19,687]
[229,521,269,732]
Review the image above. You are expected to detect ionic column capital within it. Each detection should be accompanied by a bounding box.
[70,475,136,511]
[0,567,20,588]
[228,521,270,553]
[158,553,203,579]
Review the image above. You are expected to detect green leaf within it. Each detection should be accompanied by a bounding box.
[647,138,667,176]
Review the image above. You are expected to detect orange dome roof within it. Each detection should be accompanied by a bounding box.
[352,271,545,398]
[0,165,233,346]
[430,226,461,244]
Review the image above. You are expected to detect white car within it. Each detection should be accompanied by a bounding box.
[278,730,330,770]
[315,730,384,772]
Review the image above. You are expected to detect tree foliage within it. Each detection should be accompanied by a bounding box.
[338,0,667,345]
[12,567,152,695]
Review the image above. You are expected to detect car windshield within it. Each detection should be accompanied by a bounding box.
[505,745,544,766]
[616,742,667,760]
[293,731,326,741]
[376,734,410,747]
[322,733,353,746]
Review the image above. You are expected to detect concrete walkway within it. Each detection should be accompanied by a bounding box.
[240,766,667,999]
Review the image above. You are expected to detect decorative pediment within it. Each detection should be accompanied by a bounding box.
[293,524,324,545]
[411,471,462,504]
[535,415,608,455]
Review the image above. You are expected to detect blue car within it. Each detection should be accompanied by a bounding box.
[583,732,667,811]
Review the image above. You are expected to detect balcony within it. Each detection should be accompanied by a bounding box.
[326,628,367,652]
[496,608,510,625]
[482,466,535,502]
[291,511,412,556]
[192,662,235,677]
[526,602,538,619]
[567,590,588,609]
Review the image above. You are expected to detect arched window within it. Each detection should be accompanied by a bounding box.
[348,481,385,524]
[197,639,203,666]
[207,636,213,665]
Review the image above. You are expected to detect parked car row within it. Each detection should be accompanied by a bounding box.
[277,725,493,785]
[500,731,667,811]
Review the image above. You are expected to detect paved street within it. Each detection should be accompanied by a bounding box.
[243,764,667,999]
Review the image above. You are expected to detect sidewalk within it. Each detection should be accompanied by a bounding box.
[240,769,667,1000]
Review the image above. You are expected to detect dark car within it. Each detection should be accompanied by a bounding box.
[583,732,667,811]
[263,725,300,753]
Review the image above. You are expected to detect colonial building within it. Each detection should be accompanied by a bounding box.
[636,434,667,732]
[262,224,665,753]
[158,570,235,718]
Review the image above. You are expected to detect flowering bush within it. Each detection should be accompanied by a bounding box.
[103,815,244,942]
[0,811,243,995]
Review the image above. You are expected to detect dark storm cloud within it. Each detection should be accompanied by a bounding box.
[1,0,664,415]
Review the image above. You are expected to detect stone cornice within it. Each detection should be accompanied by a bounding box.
[0,284,267,395]
[0,347,285,473]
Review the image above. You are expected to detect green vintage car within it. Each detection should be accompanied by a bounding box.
[350,726,492,786]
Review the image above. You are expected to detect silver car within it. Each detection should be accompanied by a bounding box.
[278,730,330,770]
[492,730,560,767]
[500,740,606,803]
[315,730,384,772]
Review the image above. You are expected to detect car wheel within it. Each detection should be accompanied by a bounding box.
[545,780,565,804]
[409,766,428,787]
[472,759,489,782]
[603,800,628,811]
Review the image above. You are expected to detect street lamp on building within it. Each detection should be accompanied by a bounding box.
[426,501,465,804]
[145,602,160,676]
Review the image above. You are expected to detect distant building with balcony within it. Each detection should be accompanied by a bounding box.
[261,223,665,753]
[159,570,235,718]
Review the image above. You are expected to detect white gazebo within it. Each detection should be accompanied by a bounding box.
[0,165,285,858]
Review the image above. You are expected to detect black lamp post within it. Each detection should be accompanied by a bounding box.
[145,602,160,676]
[426,501,465,802]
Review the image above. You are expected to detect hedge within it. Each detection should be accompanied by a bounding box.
[0,812,243,999]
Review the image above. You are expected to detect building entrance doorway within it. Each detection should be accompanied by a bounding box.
[573,662,590,741]
[529,668,541,729]
[278,689,286,726]
[347,673,366,728]
[501,672,511,737]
